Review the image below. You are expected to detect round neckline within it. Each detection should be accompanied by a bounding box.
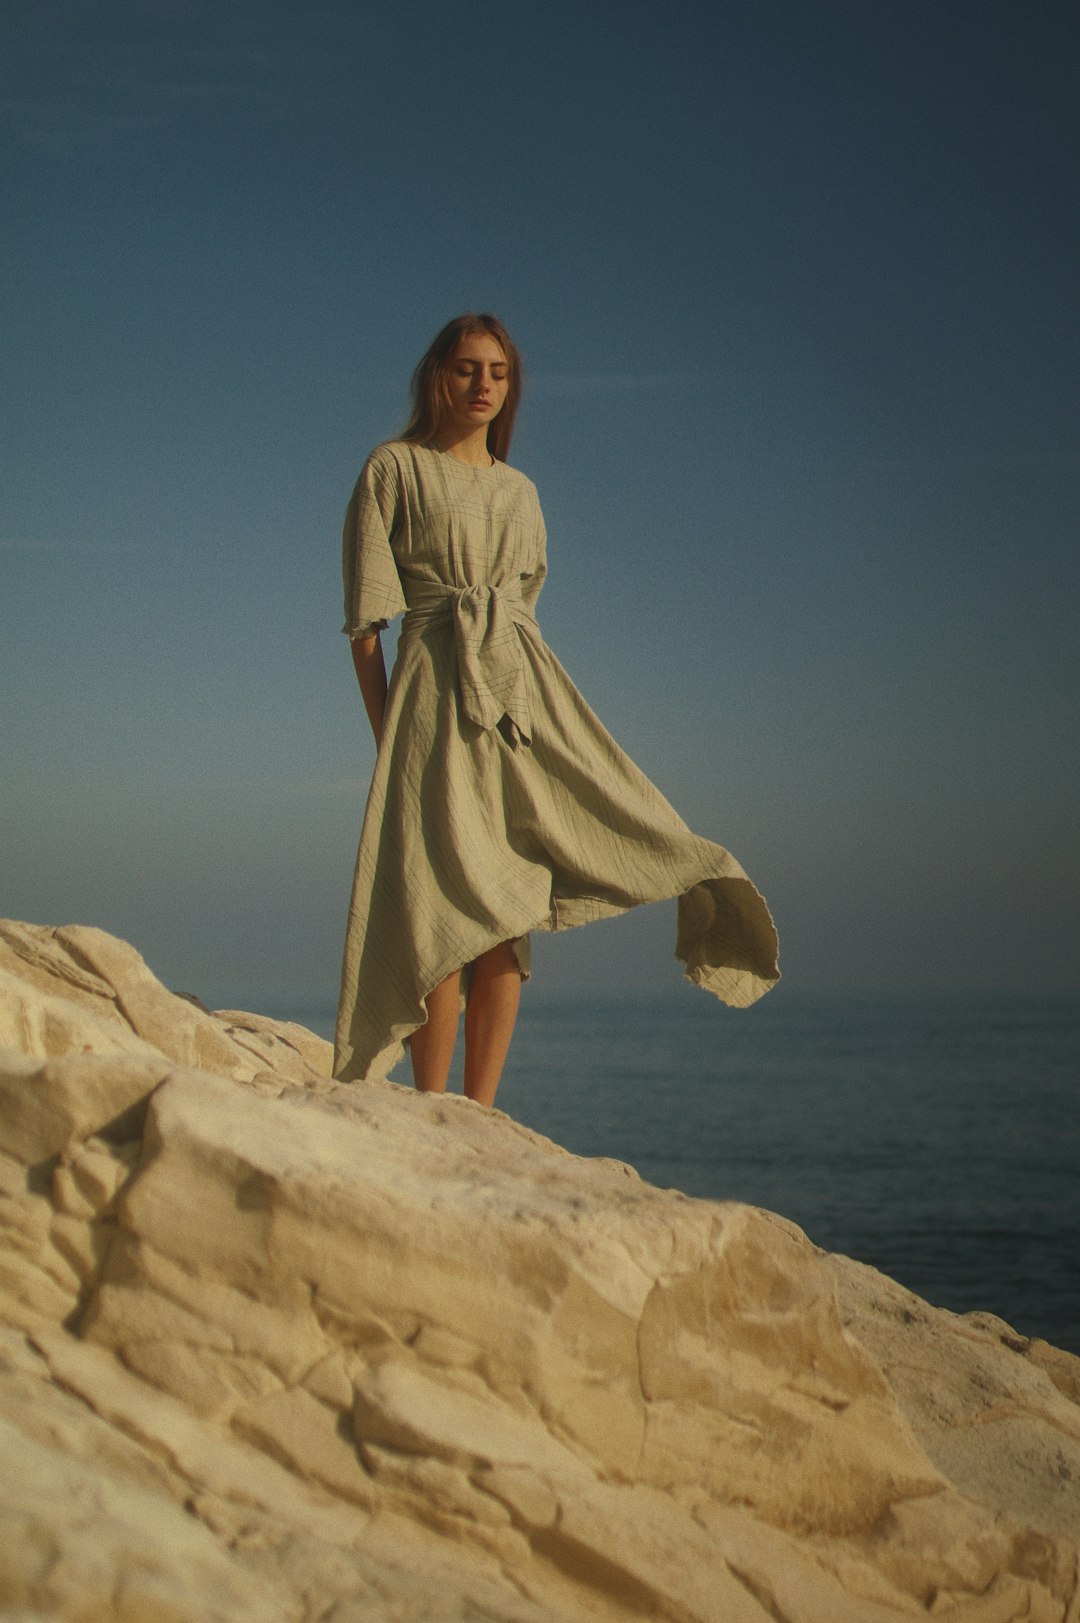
[429,443,498,473]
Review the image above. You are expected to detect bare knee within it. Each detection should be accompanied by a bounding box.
[473,940,521,980]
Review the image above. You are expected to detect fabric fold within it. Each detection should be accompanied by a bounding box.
[402,580,535,743]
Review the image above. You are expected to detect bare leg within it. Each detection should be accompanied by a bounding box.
[409,969,461,1093]
[463,942,522,1108]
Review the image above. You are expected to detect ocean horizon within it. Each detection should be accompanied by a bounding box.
[219,983,1079,1357]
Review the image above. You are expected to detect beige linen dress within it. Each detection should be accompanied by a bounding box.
[334,441,779,1082]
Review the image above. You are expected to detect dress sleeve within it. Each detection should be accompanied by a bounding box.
[521,492,548,615]
[342,450,408,639]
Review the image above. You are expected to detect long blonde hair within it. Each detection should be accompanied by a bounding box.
[401,313,523,462]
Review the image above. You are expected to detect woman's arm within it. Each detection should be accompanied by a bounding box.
[350,632,388,748]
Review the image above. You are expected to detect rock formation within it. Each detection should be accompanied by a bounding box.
[1,917,1078,1621]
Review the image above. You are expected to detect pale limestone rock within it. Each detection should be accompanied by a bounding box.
[0,920,332,1083]
[212,1006,336,1079]
[1,917,1079,1622]
[826,1253,1080,1546]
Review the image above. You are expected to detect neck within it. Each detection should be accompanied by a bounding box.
[432,422,494,466]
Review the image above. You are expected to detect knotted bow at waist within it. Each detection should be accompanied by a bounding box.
[402,580,536,744]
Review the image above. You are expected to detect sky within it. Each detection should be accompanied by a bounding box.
[2,0,1078,1014]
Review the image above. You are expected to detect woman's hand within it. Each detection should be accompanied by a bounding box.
[351,632,388,749]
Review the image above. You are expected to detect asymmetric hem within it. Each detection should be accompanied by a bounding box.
[334,441,779,1082]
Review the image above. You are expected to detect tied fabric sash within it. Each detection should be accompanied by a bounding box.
[402,580,535,744]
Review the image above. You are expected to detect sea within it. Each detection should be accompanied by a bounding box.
[286,987,1079,1357]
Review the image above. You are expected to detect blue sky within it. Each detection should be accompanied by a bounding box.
[2,0,1077,1011]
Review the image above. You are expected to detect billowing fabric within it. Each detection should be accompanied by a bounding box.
[334,441,779,1083]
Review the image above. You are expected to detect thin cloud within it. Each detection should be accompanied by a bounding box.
[528,371,708,397]
[284,776,372,799]
[1,100,166,159]
[186,773,372,799]
[0,536,141,556]
[854,448,1080,472]
[3,5,352,159]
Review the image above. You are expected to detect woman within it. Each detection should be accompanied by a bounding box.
[335,313,779,1103]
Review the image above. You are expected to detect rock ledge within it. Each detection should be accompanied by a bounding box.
[2,919,1078,1621]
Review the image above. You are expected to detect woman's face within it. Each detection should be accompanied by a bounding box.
[443,333,510,433]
